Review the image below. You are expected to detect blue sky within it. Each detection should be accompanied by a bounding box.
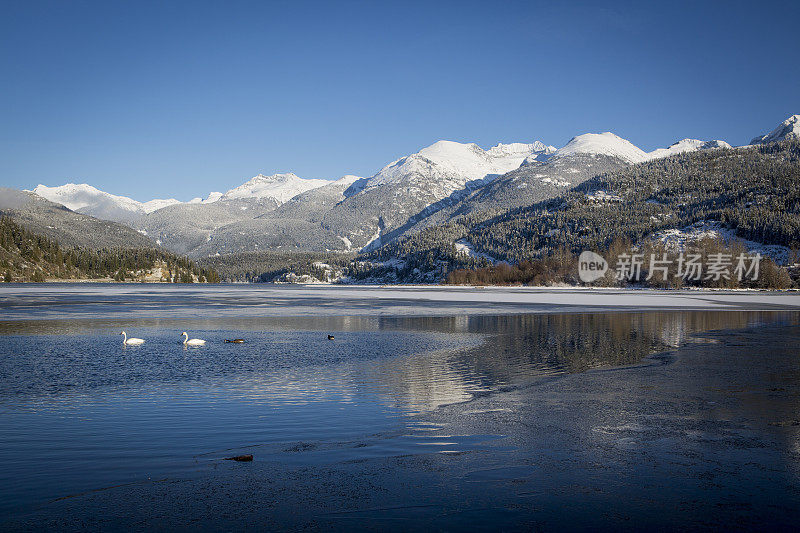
[1,0,798,201]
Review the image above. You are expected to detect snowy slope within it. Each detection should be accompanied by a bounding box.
[750,114,800,144]
[142,198,185,212]
[332,174,363,187]
[543,132,649,164]
[646,139,731,160]
[220,173,330,203]
[188,191,223,205]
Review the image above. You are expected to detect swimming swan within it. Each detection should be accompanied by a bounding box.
[120,331,145,346]
[182,332,206,346]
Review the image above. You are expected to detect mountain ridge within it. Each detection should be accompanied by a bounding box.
[18,114,798,260]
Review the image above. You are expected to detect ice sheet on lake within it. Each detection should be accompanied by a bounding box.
[1,284,799,320]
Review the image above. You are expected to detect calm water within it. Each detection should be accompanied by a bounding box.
[0,308,798,522]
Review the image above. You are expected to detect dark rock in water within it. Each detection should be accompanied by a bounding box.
[224,339,245,343]
[327,335,335,340]
[224,454,253,462]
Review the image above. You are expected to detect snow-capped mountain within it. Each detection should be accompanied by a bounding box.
[402,132,647,237]
[1,187,159,250]
[308,139,555,252]
[366,140,555,199]
[129,173,360,255]
[30,173,335,225]
[189,175,366,257]
[31,183,181,223]
[541,132,732,165]
[646,139,731,160]
[750,114,800,144]
[541,132,649,164]
[219,173,330,203]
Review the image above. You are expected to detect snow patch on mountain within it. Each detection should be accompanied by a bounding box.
[544,133,649,164]
[454,239,497,263]
[488,141,555,159]
[540,176,571,187]
[646,139,731,160]
[586,190,622,203]
[750,114,800,145]
[220,173,330,204]
[338,236,352,251]
[360,226,383,253]
[651,220,791,265]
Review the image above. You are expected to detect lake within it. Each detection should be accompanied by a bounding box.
[1,284,800,530]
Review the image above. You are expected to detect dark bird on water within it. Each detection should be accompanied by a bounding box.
[328,335,335,340]
[225,339,245,343]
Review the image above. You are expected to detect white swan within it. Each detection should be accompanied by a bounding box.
[182,332,206,346]
[120,331,145,346]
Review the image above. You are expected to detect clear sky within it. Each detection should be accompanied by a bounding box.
[1,0,798,201]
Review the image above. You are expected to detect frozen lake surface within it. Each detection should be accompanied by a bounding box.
[1,283,800,320]
[1,285,800,530]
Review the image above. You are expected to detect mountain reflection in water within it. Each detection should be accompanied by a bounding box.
[1,311,794,414]
[0,310,797,519]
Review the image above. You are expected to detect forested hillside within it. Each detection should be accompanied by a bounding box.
[365,140,800,281]
[0,216,219,282]
[0,188,157,250]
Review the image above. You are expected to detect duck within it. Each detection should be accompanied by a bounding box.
[120,331,145,346]
[224,339,245,344]
[181,332,206,346]
[327,334,335,340]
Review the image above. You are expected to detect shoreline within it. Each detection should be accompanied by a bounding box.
[15,279,800,291]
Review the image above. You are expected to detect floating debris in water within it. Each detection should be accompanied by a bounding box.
[224,454,253,462]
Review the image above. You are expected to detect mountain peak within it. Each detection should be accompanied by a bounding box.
[29,183,182,220]
[646,138,731,160]
[416,140,484,161]
[187,191,223,205]
[487,141,556,158]
[332,175,363,187]
[220,172,329,203]
[369,139,552,188]
[750,114,800,145]
[546,132,648,164]
[32,183,102,211]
